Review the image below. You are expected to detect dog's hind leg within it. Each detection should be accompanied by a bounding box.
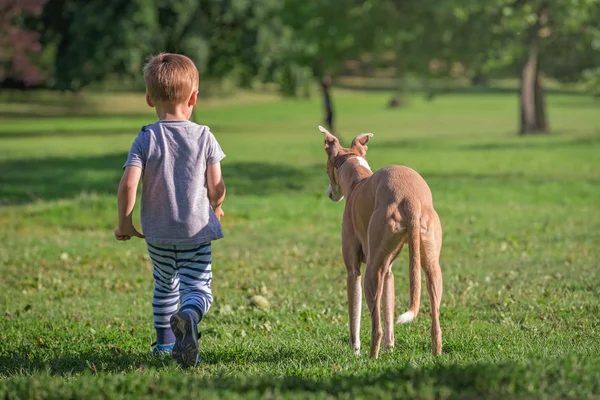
[342,231,363,355]
[364,257,384,359]
[422,209,443,355]
[425,261,442,355]
[382,240,404,353]
[382,268,395,352]
[365,218,399,358]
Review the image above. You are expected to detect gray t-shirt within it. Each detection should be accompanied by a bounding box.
[124,120,226,245]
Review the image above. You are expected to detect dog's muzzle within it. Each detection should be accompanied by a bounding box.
[327,184,344,202]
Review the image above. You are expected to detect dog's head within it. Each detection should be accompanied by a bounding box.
[319,125,373,202]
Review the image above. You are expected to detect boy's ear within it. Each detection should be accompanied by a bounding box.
[145,93,154,108]
[189,90,198,107]
[351,133,373,157]
[319,125,340,156]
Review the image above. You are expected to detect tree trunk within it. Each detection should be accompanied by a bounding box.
[520,41,538,134]
[471,65,488,86]
[519,5,549,135]
[534,72,548,132]
[388,59,405,108]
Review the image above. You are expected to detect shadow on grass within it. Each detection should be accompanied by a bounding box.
[422,171,600,188]
[0,111,153,121]
[0,123,239,139]
[0,349,172,376]
[202,357,598,398]
[336,83,591,97]
[4,146,597,206]
[0,93,151,120]
[0,127,144,139]
[222,162,321,196]
[462,135,600,151]
[0,154,320,205]
[0,154,125,205]
[377,134,600,152]
[207,363,520,396]
[2,349,598,399]
[551,99,600,109]
[373,138,447,150]
[0,345,331,376]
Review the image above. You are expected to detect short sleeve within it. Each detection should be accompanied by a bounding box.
[205,129,226,165]
[123,130,149,170]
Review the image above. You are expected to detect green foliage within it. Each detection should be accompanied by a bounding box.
[40,0,156,91]
[39,0,290,91]
[582,66,600,95]
[1,90,599,398]
[445,0,600,82]
[15,0,598,95]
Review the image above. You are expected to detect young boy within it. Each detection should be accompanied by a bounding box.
[114,53,226,368]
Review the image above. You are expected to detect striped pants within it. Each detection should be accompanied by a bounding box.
[147,242,213,329]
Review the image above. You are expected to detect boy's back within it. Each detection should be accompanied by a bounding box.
[125,120,225,245]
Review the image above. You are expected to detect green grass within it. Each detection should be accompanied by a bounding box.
[0,89,599,399]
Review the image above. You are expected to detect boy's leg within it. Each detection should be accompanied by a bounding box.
[147,243,180,347]
[170,242,213,368]
[178,242,213,321]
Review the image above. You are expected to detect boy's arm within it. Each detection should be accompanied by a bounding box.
[206,162,226,220]
[115,166,145,240]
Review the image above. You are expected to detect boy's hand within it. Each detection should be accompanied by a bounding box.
[114,223,145,241]
[214,206,224,221]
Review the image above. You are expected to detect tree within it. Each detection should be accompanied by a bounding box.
[0,0,47,87]
[38,0,288,92]
[392,0,600,134]
[40,0,156,91]
[541,1,600,96]
[485,0,600,134]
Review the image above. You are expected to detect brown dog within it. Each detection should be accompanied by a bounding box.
[320,126,443,358]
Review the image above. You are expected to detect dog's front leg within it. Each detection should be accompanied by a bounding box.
[346,269,362,355]
[342,236,362,356]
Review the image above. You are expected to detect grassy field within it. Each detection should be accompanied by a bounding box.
[0,88,599,399]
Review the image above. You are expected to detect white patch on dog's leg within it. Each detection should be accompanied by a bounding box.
[397,311,415,324]
[356,157,371,171]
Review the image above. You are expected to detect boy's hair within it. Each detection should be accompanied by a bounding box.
[143,53,199,104]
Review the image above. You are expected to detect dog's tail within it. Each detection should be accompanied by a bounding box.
[397,203,421,324]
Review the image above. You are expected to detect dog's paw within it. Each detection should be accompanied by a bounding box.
[396,311,415,324]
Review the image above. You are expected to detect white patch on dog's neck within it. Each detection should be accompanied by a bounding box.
[355,156,371,171]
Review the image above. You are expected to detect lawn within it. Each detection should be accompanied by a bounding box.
[0,88,599,399]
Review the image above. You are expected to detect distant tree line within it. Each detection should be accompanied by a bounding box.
[2,0,599,134]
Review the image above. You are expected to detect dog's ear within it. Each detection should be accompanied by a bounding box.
[351,133,373,157]
[319,125,340,156]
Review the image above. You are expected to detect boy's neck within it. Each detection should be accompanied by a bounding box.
[155,103,193,121]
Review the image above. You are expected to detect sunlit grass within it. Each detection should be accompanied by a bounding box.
[0,90,599,399]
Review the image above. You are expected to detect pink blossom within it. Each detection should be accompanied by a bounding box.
[0,0,47,86]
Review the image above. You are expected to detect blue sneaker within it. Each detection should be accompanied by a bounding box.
[170,311,200,368]
[151,342,174,356]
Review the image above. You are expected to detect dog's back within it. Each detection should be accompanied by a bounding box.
[348,165,434,238]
